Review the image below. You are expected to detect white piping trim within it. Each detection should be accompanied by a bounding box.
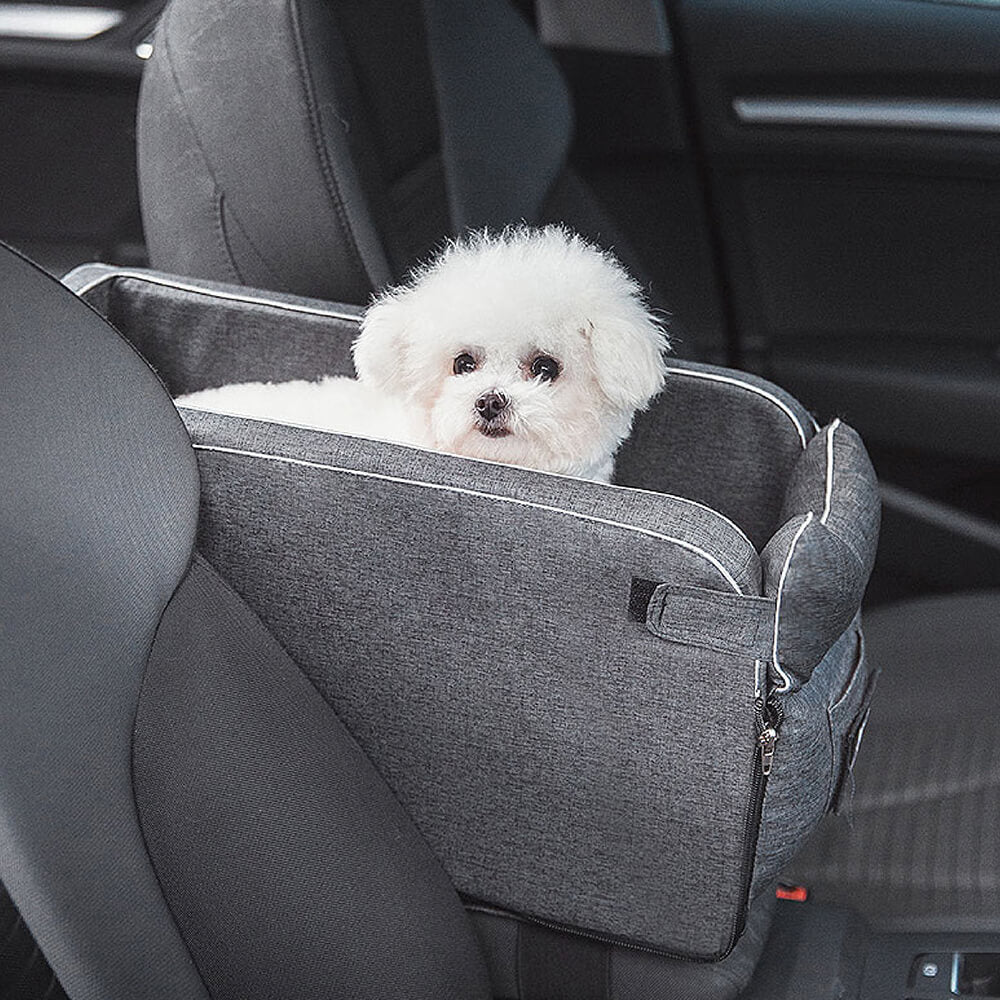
[664,366,816,448]
[70,273,811,456]
[192,443,747,595]
[632,490,755,552]
[69,270,363,323]
[754,658,763,701]
[771,512,815,693]
[821,419,841,525]
[178,406,757,551]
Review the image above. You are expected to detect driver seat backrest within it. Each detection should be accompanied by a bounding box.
[0,243,492,1000]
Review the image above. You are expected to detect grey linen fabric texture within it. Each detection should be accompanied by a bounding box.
[616,367,814,550]
[64,266,362,396]
[751,617,874,896]
[178,409,878,959]
[72,268,881,969]
[183,410,762,957]
[645,586,775,659]
[761,421,880,680]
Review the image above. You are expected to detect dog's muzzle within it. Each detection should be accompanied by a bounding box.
[475,390,511,437]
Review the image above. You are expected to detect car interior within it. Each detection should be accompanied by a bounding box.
[2,1,1000,998]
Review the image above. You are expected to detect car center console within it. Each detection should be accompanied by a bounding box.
[742,898,1000,1000]
[869,939,1000,1000]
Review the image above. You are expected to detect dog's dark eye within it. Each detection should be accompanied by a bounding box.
[453,353,477,375]
[530,355,561,382]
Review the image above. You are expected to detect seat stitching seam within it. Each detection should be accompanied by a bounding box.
[287,0,370,288]
[159,5,240,283]
[217,191,285,287]
[214,190,244,284]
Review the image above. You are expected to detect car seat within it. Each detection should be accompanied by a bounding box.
[135,0,676,339]
[134,0,1000,940]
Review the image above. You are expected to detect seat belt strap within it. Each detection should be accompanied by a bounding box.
[518,921,610,1000]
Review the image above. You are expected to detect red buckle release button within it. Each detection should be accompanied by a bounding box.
[775,884,809,902]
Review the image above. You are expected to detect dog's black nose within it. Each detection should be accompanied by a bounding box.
[475,391,509,421]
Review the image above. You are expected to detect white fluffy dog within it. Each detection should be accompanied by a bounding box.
[177,226,669,482]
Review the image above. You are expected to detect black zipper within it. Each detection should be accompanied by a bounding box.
[465,903,706,960]
[754,689,785,780]
[731,689,786,943]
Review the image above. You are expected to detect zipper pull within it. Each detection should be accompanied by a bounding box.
[758,726,778,777]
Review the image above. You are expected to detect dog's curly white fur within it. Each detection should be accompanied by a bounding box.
[177,226,669,482]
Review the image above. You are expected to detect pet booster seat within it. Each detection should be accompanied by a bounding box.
[68,264,880,971]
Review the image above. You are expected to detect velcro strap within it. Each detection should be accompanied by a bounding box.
[631,579,776,658]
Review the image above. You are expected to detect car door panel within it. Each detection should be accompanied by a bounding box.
[668,0,1000,592]
[0,1,165,273]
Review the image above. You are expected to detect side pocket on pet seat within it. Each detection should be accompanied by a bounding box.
[750,616,875,896]
[827,625,879,815]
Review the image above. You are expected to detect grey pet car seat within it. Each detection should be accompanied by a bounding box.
[0,257,874,1000]
[136,0,1000,943]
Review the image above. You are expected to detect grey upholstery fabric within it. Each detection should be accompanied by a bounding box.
[752,616,875,896]
[184,409,762,957]
[761,421,881,682]
[784,591,1000,932]
[644,585,776,658]
[182,406,763,595]
[65,266,363,395]
[616,365,817,549]
[135,556,492,1000]
[138,0,398,301]
[0,244,207,1000]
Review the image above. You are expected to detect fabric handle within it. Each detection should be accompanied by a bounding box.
[631,579,777,659]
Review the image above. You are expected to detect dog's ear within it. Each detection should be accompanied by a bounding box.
[585,310,669,413]
[352,290,411,393]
